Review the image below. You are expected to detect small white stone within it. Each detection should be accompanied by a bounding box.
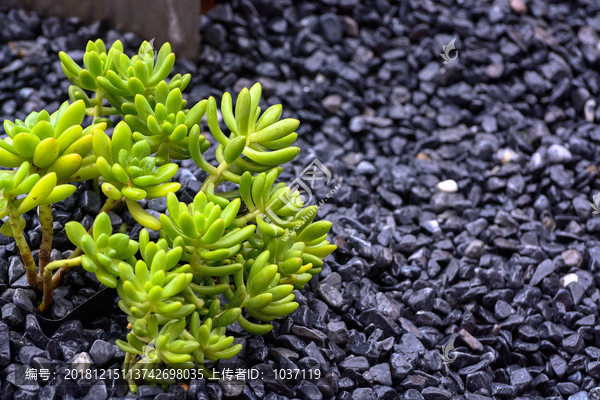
[547,144,573,164]
[356,160,377,174]
[436,179,458,193]
[510,0,527,14]
[322,94,342,113]
[585,98,596,122]
[72,352,92,377]
[561,273,579,288]
[496,148,518,164]
[342,152,362,166]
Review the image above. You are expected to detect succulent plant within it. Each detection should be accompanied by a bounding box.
[0,38,336,393]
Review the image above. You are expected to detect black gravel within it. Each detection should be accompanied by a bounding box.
[3,0,600,399]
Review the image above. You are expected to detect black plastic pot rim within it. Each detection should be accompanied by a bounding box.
[0,286,118,335]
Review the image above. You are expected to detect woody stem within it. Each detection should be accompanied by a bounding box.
[8,205,39,286]
[38,204,54,291]
[38,257,82,313]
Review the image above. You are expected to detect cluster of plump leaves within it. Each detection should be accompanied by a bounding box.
[95,122,180,201]
[57,39,210,229]
[1,100,102,176]
[190,83,302,184]
[93,121,181,229]
[124,81,207,165]
[0,38,337,389]
[66,213,139,287]
[59,39,189,118]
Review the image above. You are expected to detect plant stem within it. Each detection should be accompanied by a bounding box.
[93,178,100,197]
[93,90,103,122]
[98,197,118,217]
[127,360,142,393]
[38,257,82,312]
[200,161,231,193]
[234,209,260,227]
[124,351,131,371]
[189,250,202,275]
[100,107,120,115]
[8,206,39,286]
[92,91,103,196]
[53,197,119,289]
[38,204,53,291]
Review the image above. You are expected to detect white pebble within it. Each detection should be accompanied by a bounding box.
[356,160,377,174]
[436,179,458,193]
[560,273,579,288]
[547,144,572,164]
[72,352,92,377]
[496,148,518,164]
[585,98,596,122]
